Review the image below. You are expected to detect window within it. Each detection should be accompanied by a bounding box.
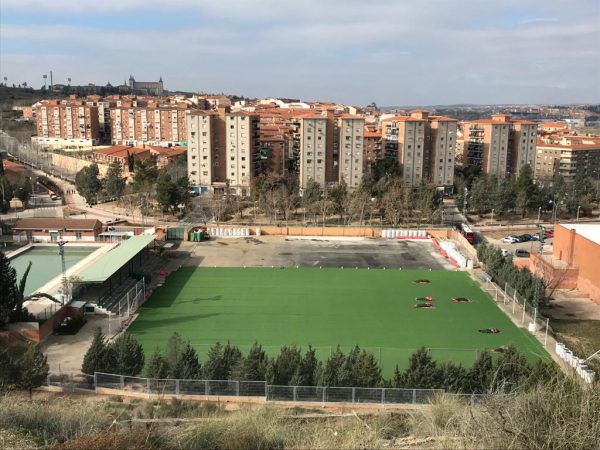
[75,231,82,240]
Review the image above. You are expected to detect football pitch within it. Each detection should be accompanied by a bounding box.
[128,267,548,376]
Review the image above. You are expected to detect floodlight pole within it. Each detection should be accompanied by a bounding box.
[533,225,546,310]
[57,239,68,305]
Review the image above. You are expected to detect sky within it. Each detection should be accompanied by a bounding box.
[1,0,599,106]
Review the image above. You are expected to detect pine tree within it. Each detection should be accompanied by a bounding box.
[202,342,225,380]
[402,347,439,389]
[17,343,49,398]
[438,362,467,393]
[165,332,184,368]
[172,343,201,379]
[353,349,382,387]
[267,345,302,385]
[82,328,109,375]
[392,365,404,388]
[319,346,345,386]
[111,333,145,376]
[465,351,494,394]
[146,349,170,379]
[231,342,268,381]
[0,250,19,327]
[290,346,320,386]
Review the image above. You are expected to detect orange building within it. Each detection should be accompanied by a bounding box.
[531,223,600,305]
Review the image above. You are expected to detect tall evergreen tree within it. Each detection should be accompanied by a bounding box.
[320,346,345,386]
[75,163,102,204]
[82,328,109,375]
[146,348,170,379]
[172,343,201,379]
[401,347,439,389]
[111,333,145,376]
[266,345,302,386]
[165,332,184,368]
[0,250,19,327]
[231,342,269,381]
[290,346,320,386]
[202,342,242,380]
[465,351,494,394]
[17,343,49,398]
[353,349,382,387]
[104,160,126,200]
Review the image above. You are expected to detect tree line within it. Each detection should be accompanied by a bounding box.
[189,159,442,226]
[477,243,549,308]
[0,173,32,213]
[455,165,598,219]
[74,156,191,216]
[83,330,557,394]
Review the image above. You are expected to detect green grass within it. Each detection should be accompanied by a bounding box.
[128,267,548,376]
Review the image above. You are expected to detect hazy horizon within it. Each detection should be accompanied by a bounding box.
[1,0,599,105]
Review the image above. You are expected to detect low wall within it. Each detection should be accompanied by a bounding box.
[8,305,82,343]
[529,252,579,290]
[256,226,381,237]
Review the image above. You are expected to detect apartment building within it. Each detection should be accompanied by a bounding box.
[110,105,188,147]
[428,116,457,188]
[461,114,538,178]
[259,125,292,175]
[225,112,260,195]
[186,108,259,195]
[187,111,218,191]
[298,115,328,189]
[535,137,600,182]
[382,111,427,187]
[363,129,382,173]
[33,100,100,149]
[337,115,365,188]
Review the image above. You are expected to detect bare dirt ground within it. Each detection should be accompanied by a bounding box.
[181,236,454,270]
[544,290,600,321]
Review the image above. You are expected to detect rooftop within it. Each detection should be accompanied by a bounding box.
[559,223,600,246]
[77,234,156,283]
[13,218,102,231]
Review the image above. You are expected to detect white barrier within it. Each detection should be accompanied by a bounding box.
[438,239,472,269]
[382,229,428,239]
[555,342,596,384]
[209,228,250,238]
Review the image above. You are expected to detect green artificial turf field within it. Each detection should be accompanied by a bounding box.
[128,267,548,376]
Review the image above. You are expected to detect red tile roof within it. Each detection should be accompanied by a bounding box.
[13,218,102,231]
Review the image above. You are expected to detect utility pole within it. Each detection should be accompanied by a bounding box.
[462,187,468,214]
[57,239,69,304]
[533,224,546,309]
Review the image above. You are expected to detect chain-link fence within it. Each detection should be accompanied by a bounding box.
[41,371,486,405]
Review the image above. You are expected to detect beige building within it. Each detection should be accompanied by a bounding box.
[225,112,260,195]
[428,115,457,187]
[186,109,259,195]
[337,115,365,188]
[110,105,188,147]
[461,114,537,178]
[535,137,600,182]
[382,111,427,187]
[33,100,100,149]
[298,115,328,189]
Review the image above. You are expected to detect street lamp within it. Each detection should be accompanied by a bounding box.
[537,206,541,224]
[577,205,581,222]
[42,74,47,89]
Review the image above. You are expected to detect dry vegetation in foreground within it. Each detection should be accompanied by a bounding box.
[0,377,598,449]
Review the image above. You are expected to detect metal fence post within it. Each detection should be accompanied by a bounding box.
[293,386,297,402]
[176,379,180,396]
[381,388,385,405]
[147,378,150,398]
[93,372,97,393]
[352,387,356,403]
[205,380,209,396]
[522,300,526,324]
[322,387,326,403]
[412,389,416,404]
[512,291,516,314]
[504,282,508,303]
[120,375,124,390]
[236,380,240,397]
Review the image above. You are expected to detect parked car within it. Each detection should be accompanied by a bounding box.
[544,229,554,238]
[502,236,520,244]
[530,234,540,241]
[515,249,530,258]
[518,234,534,242]
[501,249,510,257]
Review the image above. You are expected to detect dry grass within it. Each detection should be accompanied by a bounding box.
[2,377,599,449]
